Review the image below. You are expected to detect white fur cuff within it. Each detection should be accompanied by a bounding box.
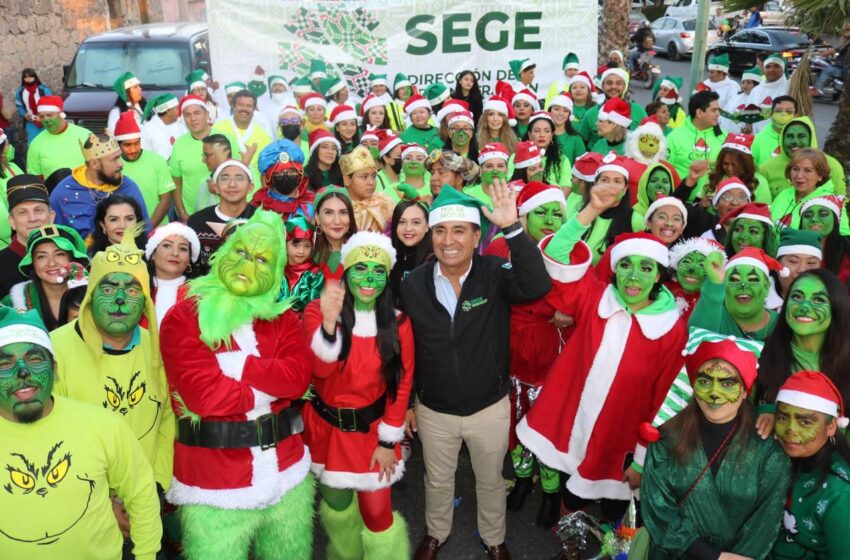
[311,327,341,363]
[633,444,647,467]
[217,351,249,381]
[378,421,405,444]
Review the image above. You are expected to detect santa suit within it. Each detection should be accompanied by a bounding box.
[301,301,415,490]
[665,280,701,322]
[749,76,789,133]
[141,113,187,160]
[259,93,296,138]
[161,299,313,510]
[517,238,687,501]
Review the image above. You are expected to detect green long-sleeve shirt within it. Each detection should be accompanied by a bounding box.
[689,280,777,341]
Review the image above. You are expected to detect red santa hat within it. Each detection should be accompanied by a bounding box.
[712,177,752,207]
[800,195,843,219]
[528,110,555,129]
[721,202,773,227]
[685,338,759,393]
[446,110,474,128]
[329,104,357,127]
[516,181,567,217]
[401,143,427,160]
[482,95,517,127]
[644,196,688,227]
[568,71,595,93]
[598,97,632,128]
[721,133,755,154]
[596,152,630,181]
[725,247,790,278]
[179,94,207,114]
[376,129,403,157]
[36,95,64,116]
[572,152,604,182]
[437,99,470,123]
[309,128,341,152]
[777,370,849,429]
[477,142,510,165]
[145,222,201,263]
[514,141,543,169]
[610,231,669,268]
[601,67,629,87]
[360,94,386,119]
[403,94,431,116]
[546,92,574,113]
[359,126,380,144]
[113,110,141,142]
[512,89,540,112]
[299,92,327,111]
[669,237,726,269]
[495,80,515,101]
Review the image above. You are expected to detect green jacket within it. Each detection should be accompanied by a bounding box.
[689,280,778,341]
[751,123,782,167]
[632,162,677,231]
[577,100,647,148]
[666,118,726,197]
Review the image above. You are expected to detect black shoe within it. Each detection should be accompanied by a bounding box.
[506,477,533,512]
[536,491,561,529]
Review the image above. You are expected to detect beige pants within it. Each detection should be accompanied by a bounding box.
[416,396,510,546]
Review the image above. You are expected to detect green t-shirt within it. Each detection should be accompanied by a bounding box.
[26,123,91,179]
[121,150,175,223]
[399,126,443,154]
[556,132,587,168]
[169,131,239,215]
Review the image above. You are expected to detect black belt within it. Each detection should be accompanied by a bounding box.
[177,407,303,450]
[310,392,386,433]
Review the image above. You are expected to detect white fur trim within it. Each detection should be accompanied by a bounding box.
[483,98,509,116]
[546,95,574,112]
[644,197,688,228]
[565,467,633,501]
[313,135,342,152]
[538,238,592,283]
[331,109,357,126]
[8,282,29,312]
[518,190,567,217]
[180,98,206,112]
[378,421,406,443]
[362,96,385,114]
[303,97,327,109]
[352,310,378,338]
[312,459,406,491]
[401,145,428,159]
[0,322,53,352]
[37,104,62,113]
[404,98,431,115]
[340,231,398,269]
[512,92,540,111]
[598,109,631,129]
[478,150,509,165]
[601,68,628,84]
[712,182,750,206]
[800,197,842,219]
[597,286,680,340]
[777,244,823,259]
[731,212,773,228]
[669,238,726,269]
[742,70,763,83]
[154,277,185,328]
[447,113,474,128]
[708,63,729,72]
[514,154,542,169]
[188,80,206,91]
[311,327,342,363]
[429,204,481,227]
[379,136,402,157]
[725,256,769,276]
[777,389,842,418]
[597,163,629,180]
[212,160,252,185]
[570,75,592,90]
[232,322,260,356]
[721,140,751,154]
[217,351,249,381]
[114,131,141,141]
[145,222,201,262]
[633,444,647,467]
[611,238,669,268]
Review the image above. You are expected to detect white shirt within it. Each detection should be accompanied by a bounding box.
[258,93,296,138]
[141,113,187,160]
[433,260,472,318]
[749,76,789,133]
[154,275,186,328]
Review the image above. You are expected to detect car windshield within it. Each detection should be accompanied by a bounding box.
[66,41,191,89]
[770,29,809,46]
[683,19,717,30]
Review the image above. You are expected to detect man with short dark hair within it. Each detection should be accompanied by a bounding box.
[213,89,272,188]
[751,95,798,166]
[666,90,725,198]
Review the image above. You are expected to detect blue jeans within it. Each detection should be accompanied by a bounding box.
[814,65,847,90]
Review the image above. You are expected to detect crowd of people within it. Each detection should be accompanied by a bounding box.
[0,42,848,560]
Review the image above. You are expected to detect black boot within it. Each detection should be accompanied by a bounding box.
[506,477,533,512]
[536,491,561,529]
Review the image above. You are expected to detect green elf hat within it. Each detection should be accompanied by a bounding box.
[777,228,823,260]
[320,76,347,97]
[509,58,535,78]
[314,185,351,209]
[285,214,315,241]
[764,53,786,71]
[19,225,89,275]
[562,52,580,71]
[428,185,487,228]
[310,59,328,80]
[394,73,412,91]
[143,93,179,121]
[112,71,141,102]
[185,69,208,92]
[707,53,730,73]
[369,73,388,88]
[290,77,314,94]
[268,75,288,88]
[423,83,450,107]
[0,307,53,354]
[225,81,247,95]
[742,66,763,83]
[653,75,684,104]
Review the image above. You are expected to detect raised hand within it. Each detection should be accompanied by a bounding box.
[320,281,345,333]
[480,176,519,228]
[705,251,726,285]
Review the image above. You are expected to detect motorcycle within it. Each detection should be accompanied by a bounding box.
[810,54,845,102]
[629,48,661,89]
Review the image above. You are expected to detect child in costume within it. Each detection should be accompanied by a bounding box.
[278,214,324,313]
[302,231,414,559]
[160,209,315,559]
[666,237,726,321]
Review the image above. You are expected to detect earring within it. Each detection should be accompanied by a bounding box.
[830,435,836,446]
[315,226,323,235]
[186,264,193,274]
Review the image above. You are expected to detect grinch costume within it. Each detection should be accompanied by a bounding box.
[160,209,315,559]
[665,237,726,321]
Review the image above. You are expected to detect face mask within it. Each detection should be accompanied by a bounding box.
[800,205,835,236]
[346,261,388,310]
[272,174,301,195]
[402,160,425,177]
[693,362,743,407]
[390,159,403,175]
[218,229,277,296]
[271,92,288,103]
[730,218,766,254]
[676,251,708,294]
[615,255,658,307]
[368,147,381,161]
[281,124,301,141]
[526,201,565,242]
[783,123,812,153]
[92,272,146,336]
[772,111,794,127]
[451,130,470,147]
[724,265,769,321]
[0,342,54,423]
[646,169,672,201]
[481,169,507,186]
[786,276,832,338]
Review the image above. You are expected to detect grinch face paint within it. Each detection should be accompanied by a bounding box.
[615,256,659,309]
[481,169,508,187]
[775,402,833,458]
[639,134,660,159]
[646,168,672,201]
[724,265,769,321]
[730,218,766,254]
[217,224,278,297]
[786,275,831,337]
[693,359,744,423]
[38,113,63,134]
[782,123,811,155]
[526,202,565,242]
[0,342,54,424]
[676,251,708,293]
[450,129,470,147]
[800,205,835,236]
[402,160,425,177]
[346,262,387,310]
[92,272,145,336]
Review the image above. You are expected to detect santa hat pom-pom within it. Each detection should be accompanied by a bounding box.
[508,118,517,127]
[779,266,791,278]
[838,417,849,429]
[639,422,660,444]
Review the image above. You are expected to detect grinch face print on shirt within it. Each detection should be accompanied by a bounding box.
[800,205,835,237]
[614,256,659,308]
[346,262,388,311]
[103,371,162,440]
[526,202,565,242]
[676,251,708,293]
[217,224,278,297]
[730,218,766,254]
[724,265,769,321]
[92,272,145,336]
[1,441,95,545]
[786,275,832,338]
[646,168,672,202]
[0,343,54,424]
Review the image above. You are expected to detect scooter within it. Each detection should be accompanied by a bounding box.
[810,54,845,101]
[629,49,661,89]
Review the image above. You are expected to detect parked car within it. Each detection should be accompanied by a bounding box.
[61,22,210,133]
[760,0,789,26]
[629,11,651,36]
[706,27,810,74]
[652,16,720,61]
[664,0,724,18]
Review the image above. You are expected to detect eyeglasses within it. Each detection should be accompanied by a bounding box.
[218,173,249,184]
[719,193,750,204]
[279,118,302,126]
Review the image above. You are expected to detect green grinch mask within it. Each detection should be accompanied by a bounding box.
[800,205,835,237]
[772,111,794,127]
[676,251,708,293]
[481,169,508,187]
[39,114,63,134]
[693,362,744,407]
[724,265,769,321]
[647,168,672,201]
[730,218,766,254]
[92,272,145,336]
[615,256,659,307]
[775,402,827,447]
[526,202,565,242]
[0,342,54,424]
[403,160,426,177]
[782,123,811,154]
[786,276,831,337]
[639,134,660,158]
[451,130,470,147]
[346,262,388,310]
[217,224,278,297]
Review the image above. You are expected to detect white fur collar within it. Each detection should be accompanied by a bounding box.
[597,285,680,340]
[352,310,377,337]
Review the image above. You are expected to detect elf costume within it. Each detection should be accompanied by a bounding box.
[160,209,315,559]
[652,76,686,129]
[278,215,324,313]
[107,71,145,134]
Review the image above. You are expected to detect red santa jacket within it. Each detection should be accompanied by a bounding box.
[160,299,313,509]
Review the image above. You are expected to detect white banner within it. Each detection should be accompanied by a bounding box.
[207,0,598,100]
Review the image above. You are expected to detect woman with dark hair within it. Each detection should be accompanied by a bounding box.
[641,334,790,559]
[389,200,431,305]
[305,130,343,191]
[575,157,636,264]
[440,110,479,162]
[707,140,772,204]
[313,186,358,282]
[303,232,414,558]
[799,195,850,283]
[453,71,483,129]
[330,105,361,154]
[525,112,571,189]
[107,71,147,133]
[14,68,52,145]
[2,225,89,331]
[755,269,850,437]
[546,94,586,167]
[88,193,146,255]
[144,222,201,328]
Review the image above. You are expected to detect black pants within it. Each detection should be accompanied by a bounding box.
[560,474,630,523]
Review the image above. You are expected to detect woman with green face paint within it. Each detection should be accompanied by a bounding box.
[667,238,726,321]
[389,144,430,203]
[441,110,478,161]
[722,202,778,257]
[464,142,512,206]
[771,370,850,559]
[642,337,791,560]
[799,196,850,283]
[302,231,414,559]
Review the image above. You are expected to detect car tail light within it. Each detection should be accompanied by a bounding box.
[781,51,793,58]
[680,32,691,38]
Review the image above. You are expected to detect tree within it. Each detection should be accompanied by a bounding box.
[600,0,632,63]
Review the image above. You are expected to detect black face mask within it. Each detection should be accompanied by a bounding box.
[272,174,301,195]
[281,124,301,141]
[389,159,402,174]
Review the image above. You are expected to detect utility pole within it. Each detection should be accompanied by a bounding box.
[688,0,712,98]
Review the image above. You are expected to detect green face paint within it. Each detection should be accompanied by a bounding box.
[217,225,278,297]
[786,275,832,337]
[772,111,794,128]
[675,251,708,293]
[402,160,426,177]
[0,342,54,423]
[693,362,743,407]
[529,170,545,182]
[368,146,381,161]
[615,256,658,307]
[526,201,565,242]
[39,114,62,134]
[731,218,766,254]
[481,169,508,187]
[724,265,769,321]
[775,402,827,448]
[647,168,672,202]
[800,205,835,237]
[782,123,812,154]
[92,272,145,336]
[451,130,470,147]
[346,261,388,310]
